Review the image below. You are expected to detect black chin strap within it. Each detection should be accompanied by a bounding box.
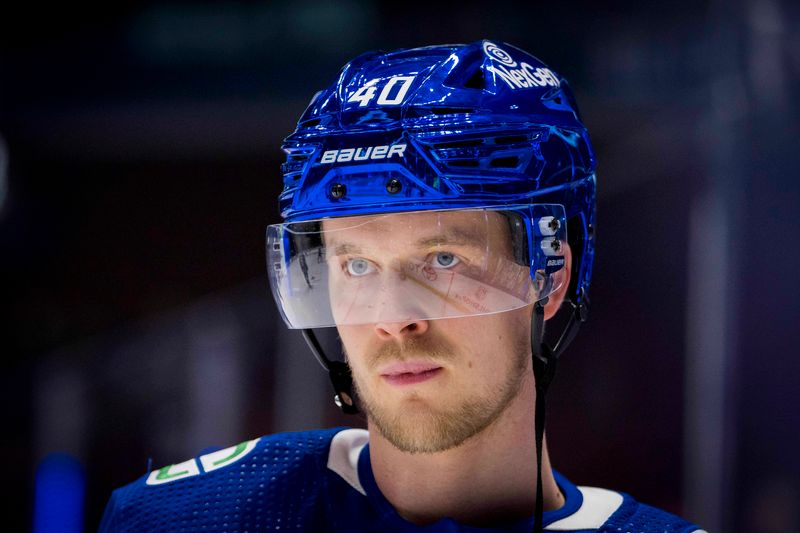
[301,329,358,414]
[531,290,589,533]
[531,303,555,533]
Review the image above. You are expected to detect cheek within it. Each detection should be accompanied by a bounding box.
[465,313,523,344]
[337,325,372,368]
[449,319,503,369]
[459,312,529,371]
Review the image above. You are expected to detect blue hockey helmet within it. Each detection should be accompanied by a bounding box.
[268,40,596,331]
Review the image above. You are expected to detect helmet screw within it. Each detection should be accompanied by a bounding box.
[386,178,402,194]
[334,392,353,408]
[548,219,561,232]
[330,183,346,199]
[551,239,562,252]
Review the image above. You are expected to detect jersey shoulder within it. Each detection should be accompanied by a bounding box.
[598,490,706,533]
[100,427,346,532]
[545,480,705,533]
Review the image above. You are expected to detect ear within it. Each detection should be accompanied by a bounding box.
[543,242,572,321]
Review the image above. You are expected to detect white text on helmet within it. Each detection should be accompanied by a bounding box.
[488,63,559,90]
[347,75,417,107]
[320,144,407,164]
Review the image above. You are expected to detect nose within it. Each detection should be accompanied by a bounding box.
[373,319,429,341]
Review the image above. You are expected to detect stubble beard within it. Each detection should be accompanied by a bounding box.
[349,332,530,454]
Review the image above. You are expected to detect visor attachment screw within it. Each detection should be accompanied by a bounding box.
[386,178,402,194]
[330,183,346,199]
[549,219,561,232]
[551,239,562,252]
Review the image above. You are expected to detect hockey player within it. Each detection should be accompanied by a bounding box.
[101,41,705,532]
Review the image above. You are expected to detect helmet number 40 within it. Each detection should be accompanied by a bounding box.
[348,75,416,107]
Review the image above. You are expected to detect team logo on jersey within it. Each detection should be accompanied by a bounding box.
[146,458,199,485]
[145,438,260,486]
[320,144,407,165]
[483,41,560,91]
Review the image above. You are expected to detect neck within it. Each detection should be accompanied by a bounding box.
[368,372,563,527]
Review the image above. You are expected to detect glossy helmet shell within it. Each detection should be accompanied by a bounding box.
[279,40,596,306]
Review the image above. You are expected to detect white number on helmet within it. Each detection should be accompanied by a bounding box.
[348,76,417,108]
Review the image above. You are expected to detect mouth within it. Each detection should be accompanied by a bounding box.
[379,361,443,386]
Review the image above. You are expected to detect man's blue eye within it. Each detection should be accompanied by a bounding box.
[433,252,460,268]
[346,258,374,276]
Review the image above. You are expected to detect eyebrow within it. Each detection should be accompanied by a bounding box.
[328,227,485,257]
[415,227,486,248]
[330,242,363,256]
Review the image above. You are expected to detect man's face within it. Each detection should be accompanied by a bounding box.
[324,210,533,453]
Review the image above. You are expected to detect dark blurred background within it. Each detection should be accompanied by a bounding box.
[2,1,799,532]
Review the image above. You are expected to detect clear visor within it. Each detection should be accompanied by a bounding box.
[267,205,567,329]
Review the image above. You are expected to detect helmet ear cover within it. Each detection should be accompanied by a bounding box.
[506,210,589,315]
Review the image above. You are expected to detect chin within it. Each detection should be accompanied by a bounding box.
[368,401,474,453]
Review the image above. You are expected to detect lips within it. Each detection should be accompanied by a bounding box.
[379,362,443,386]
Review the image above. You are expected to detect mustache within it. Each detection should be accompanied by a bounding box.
[365,336,457,368]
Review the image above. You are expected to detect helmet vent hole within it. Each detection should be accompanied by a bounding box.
[489,156,520,168]
[433,139,484,149]
[494,135,527,145]
[300,118,321,128]
[463,67,486,89]
[448,160,480,168]
[429,107,475,116]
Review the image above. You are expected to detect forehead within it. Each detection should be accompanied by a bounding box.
[321,209,511,250]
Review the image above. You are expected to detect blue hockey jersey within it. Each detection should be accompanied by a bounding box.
[100,427,705,532]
